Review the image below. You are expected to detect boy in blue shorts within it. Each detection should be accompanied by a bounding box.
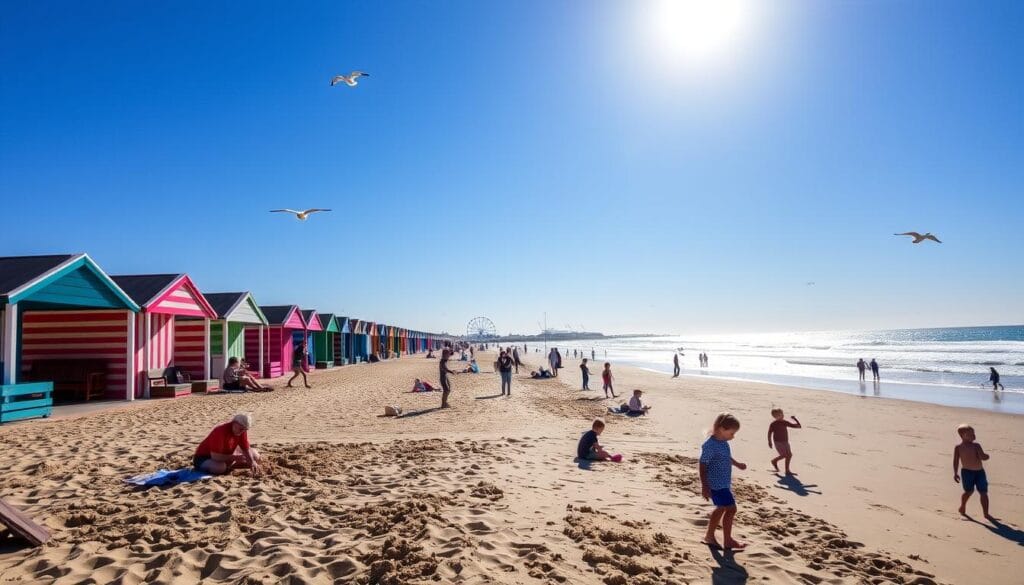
[699,412,747,550]
[954,423,993,519]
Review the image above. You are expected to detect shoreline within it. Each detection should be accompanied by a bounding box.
[629,365,1024,415]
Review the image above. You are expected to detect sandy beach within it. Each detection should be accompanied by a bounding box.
[1,352,1020,584]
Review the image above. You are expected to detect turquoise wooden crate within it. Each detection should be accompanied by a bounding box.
[0,382,54,423]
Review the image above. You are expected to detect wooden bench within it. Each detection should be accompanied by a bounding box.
[24,359,106,402]
[0,382,53,423]
[147,367,192,399]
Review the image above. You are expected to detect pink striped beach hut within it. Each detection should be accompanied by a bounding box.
[253,305,304,378]
[111,274,218,398]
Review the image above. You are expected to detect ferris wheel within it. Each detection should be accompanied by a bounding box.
[466,317,498,340]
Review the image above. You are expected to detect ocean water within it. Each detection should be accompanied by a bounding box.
[547,326,1024,414]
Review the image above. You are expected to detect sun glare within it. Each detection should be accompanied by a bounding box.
[647,0,754,68]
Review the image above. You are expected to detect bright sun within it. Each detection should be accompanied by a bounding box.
[647,0,754,68]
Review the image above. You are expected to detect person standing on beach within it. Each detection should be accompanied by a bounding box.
[953,424,993,519]
[673,353,680,378]
[591,348,595,360]
[699,412,747,550]
[602,363,617,398]
[856,358,867,382]
[440,349,458,408]
[767,408,801,475]
[287,341,311,388]
[870,358,880,382]
[548,348,560,378]
[512,347,521,373]
[498,350,514,396]
[580,358,592,390]
[989,367,1004,391]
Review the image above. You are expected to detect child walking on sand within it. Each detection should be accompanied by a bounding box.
[699,412,747,550]
[602,363,617,398]
[953,424,993,519]
[768,408,801,475]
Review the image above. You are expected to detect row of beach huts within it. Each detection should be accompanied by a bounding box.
[0,254,452,422]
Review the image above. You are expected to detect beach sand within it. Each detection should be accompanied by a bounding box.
[0,352,1020,584]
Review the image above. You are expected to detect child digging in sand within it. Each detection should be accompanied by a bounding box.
[700,412,747,550]
[767,408,801,475]
[576,419,622,462]
[953,424,993,519]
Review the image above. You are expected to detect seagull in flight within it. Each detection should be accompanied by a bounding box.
[269,209,332,221]
[894,232,942,244]
[330,71,369,87]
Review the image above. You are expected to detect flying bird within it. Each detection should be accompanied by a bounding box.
[894,232,942,244]
[330,71,369,87]
[269,209,332,221]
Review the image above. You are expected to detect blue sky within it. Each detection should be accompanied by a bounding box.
[1,1,1021,335]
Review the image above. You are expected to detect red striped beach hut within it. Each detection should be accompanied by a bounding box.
[1,254,141,408]
[254,305,304,378]
[111,274,218,398]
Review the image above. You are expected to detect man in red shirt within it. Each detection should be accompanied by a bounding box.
[193,413,262,475]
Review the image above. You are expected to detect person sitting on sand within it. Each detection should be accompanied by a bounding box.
[628,389,651,414]
[223,357,264,391]
[531,368,553,379]
[193,413,262,476]
[577,419,621,462]
[426,349,435,358]
[463,359,479,374]
[412,378,438,392]
[767,408,801,475]
[954,423,993,519]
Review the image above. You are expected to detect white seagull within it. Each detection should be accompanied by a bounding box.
[894,232,942,244]
[269,208,332,221]
[330,71,369,87]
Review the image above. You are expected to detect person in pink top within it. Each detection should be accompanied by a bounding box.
[193,413,263,476]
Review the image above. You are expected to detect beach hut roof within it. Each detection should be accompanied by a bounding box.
[317,313,341,333]
[203,292,268,325]
[260,305,304,328]
[0,253,139,310]
[111,274,217,318]
[300,309,324,332]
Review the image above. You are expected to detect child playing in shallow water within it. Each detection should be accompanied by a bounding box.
[768,408,801,475]
[954,424,993,519]
[699,412,747,550]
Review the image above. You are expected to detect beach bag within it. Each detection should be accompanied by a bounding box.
[384,405,402,417]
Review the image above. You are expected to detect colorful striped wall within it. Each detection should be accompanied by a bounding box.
[173,319,206,380]
[20,310,131,399]
[152,287,210,317]
[248,326,290,378]
[135,313,174,396]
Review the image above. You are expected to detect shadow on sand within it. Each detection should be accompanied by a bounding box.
[774,474,822,496]
[475,393,504,400]
[710,547,748,585]
[399,406,444,418]
[968,516,1024,546]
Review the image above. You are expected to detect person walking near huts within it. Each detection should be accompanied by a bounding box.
[287,341,312,388]
[440,348,458,408]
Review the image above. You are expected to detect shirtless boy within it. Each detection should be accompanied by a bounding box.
[768,408,801,475]
[953,424,993,519]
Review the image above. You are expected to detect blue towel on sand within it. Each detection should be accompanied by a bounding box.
[124,468,211,487]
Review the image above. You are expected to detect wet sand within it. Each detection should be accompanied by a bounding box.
[0,351,1020,584]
